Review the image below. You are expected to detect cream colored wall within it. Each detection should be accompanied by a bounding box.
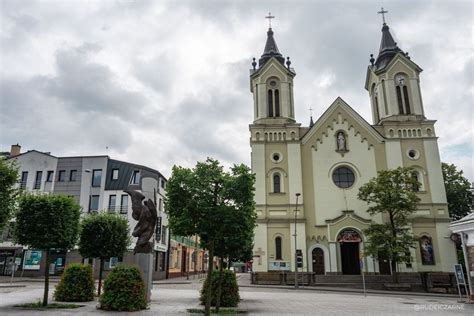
[308,117,381,226]
[267,225,291,262]
[423,139,447,204]
[253,223,268,272]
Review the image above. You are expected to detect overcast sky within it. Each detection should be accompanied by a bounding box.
[1,0,472,181]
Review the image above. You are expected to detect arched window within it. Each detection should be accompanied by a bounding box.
[395,74,411,114]
[268,90,273,117]
[275,237,282,260]
[273,173,281,193]
[267,78,280,118]
[274,89,280,116]
[411,171,420,192]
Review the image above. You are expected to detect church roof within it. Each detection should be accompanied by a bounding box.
[374,23,403,70]
[259,28,285,67]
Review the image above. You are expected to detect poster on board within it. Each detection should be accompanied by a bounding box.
[23,250,42,270]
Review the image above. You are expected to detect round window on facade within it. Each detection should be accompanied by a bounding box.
[271,152,282,163]
[332,166,355,188]
[407,149,420,160]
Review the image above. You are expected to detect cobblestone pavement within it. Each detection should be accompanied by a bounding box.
[0,274,472,315]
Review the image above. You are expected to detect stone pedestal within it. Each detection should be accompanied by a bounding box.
[136,253,153,303]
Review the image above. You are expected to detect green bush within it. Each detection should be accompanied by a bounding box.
[54,263,94,302]
[200,270,239,307]
[99,265,146,311]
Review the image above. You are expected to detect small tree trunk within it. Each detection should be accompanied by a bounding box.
[215,257,225,313]
[42,249,50,306]
[98,258,104,296]
[391,259,398,283]
[205,242,214,316]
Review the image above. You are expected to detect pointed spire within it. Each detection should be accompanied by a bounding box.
[309,116,314,127]
[374,22,403,70]
[259,28,285,67]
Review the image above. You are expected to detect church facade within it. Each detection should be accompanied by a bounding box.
[249,22,457,275]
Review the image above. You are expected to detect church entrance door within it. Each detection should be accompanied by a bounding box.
[340,242,360,275]
[338,229,362,275]
[312,248,325,274]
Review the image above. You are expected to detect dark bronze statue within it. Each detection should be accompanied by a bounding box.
[124,189,157,254]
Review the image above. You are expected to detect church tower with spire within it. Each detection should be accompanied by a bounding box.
[249,21,306,273]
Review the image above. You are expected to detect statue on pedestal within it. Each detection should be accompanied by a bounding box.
[124,189,157,254]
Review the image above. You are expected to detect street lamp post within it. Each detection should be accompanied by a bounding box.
[294,193,301,289]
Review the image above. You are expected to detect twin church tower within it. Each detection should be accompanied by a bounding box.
[249,14,455,275]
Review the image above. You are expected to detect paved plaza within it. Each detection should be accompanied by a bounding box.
[0,274,472,315]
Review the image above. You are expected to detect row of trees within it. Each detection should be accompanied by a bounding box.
[14,193,130,306]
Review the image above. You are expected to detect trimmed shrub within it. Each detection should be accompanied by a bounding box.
[54,263,95,302]
[200,270,240,307]
[99,265,146,311]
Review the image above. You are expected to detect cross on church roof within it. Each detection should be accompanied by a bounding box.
[308,107,313,116]
[265,12,275,28]
[378,7,388,24]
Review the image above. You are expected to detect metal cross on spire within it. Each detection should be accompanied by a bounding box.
[378,7,388,24]
[308,107,313,117]
[265,12,275,28]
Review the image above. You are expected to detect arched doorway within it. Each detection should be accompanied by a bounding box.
[312,248,325,274]
[338,229,361,275]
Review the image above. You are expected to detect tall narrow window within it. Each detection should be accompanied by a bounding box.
[274,89,280,116]
[268,90,273,117]
[89,195,100,212]
[403,86,411,114]
[395,74,411,115]
[396,86,404,114]
[34,171,42,189]
[275,237,282,260]
[120,194,128,214]
[273,173,281,193]
[108,195,116,212]
[92,169,102,187]
[46,171,54,182]
[70,170,77,181]
[58,170,66,182]
[20,171,28,189]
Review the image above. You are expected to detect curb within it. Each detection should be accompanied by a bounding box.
[0,284,27,288]
[238,284,459,299]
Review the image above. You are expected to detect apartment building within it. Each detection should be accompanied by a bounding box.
[0,145,169,280]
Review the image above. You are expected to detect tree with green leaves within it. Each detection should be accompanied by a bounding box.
[78,212,130,296]
[166,159,255,316]
[358,167,420,283]
[14,194,81,306]
[442,162,473,220]
[0,157,19,230]
[205,164,256,313]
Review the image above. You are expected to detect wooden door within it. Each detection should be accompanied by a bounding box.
[312,248,325,274]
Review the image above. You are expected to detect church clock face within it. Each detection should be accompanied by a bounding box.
[395,74,406,86]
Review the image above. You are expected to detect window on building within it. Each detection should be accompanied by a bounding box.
[20,171,28,189]
[34,171,42,189]
[275,236,282,260]
[161,226,167,245]
[268,90,273,117]
[130,170,140,185]
[108,195,116,212]
[69,170,77,181]
[419,236,435,265]
[267,79,280,118]
[273,173,281,193]
[120,194,128,214]
[89,195,99,212]
[332,166,355,188]
[159,198,163,211]
[46,171,54,182]
[92,169,102,187]
[395,74,411,115]
[411,172,420,192]
[111,169,119,180]
[160,179,165,188]
[58,170,66,182]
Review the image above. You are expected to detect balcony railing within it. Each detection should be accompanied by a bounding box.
[107,205,128,215]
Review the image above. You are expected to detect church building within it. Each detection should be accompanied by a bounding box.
[250,17,457,275]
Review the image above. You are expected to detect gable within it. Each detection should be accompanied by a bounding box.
[301,97,384,151]
[251,57,295,83]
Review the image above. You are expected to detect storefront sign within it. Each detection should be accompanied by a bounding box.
[23,250,42,270]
